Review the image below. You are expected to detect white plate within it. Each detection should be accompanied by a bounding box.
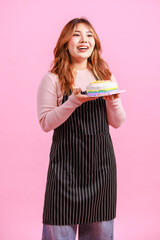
[87,89,126,97]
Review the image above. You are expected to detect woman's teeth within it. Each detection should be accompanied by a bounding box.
[77,46,88,50]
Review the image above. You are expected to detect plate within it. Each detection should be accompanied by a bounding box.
[87,89,126,97]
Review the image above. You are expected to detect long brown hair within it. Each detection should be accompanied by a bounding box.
[50,18,112,94]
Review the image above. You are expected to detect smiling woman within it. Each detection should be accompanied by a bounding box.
[67,24,95,65]
[37,17,126,240]
[50,18,112,94]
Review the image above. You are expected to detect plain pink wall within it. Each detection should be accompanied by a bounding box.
[1,0,160,239]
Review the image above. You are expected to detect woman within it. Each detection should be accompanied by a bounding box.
[37,17,126,240]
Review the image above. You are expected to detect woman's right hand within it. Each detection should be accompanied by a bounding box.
[73,88,98,103]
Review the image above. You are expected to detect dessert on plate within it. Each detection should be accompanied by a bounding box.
[86,80,119,97]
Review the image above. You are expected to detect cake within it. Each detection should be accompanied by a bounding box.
[86,80,118,97]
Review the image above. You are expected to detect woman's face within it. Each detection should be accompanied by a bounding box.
[67,23,95,64]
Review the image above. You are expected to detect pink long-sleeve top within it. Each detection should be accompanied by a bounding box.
[37,69,126,132]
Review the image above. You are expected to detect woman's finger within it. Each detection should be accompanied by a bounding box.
[103,93,120,101]
[74,88,81,95]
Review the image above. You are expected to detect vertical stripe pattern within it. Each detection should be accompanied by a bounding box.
[43,94,117,225]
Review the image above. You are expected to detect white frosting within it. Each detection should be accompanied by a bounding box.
[86,80,118,91]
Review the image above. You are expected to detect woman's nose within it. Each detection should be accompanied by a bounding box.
[80,35,87,43]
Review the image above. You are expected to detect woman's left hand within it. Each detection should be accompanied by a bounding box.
[103,93,120,101]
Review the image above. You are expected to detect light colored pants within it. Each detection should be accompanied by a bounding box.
[42,220,114,240]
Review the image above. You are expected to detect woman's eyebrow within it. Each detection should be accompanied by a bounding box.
[74,30,93,33]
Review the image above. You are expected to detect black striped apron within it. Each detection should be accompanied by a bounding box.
[42,93,117,225]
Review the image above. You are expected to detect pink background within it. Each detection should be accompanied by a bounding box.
[1,0,160,239]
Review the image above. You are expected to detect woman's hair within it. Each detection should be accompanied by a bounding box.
[50,17,112,94]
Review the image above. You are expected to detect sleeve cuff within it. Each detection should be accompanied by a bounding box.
[68,93,82,106]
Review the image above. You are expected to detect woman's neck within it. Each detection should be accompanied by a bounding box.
[71,60,88,70]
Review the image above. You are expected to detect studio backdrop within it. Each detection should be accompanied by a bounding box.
[0,0,160,239]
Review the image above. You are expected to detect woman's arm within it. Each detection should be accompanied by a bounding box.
[104,74,126,128]
[105,97,126,128]
[37,74,82,132]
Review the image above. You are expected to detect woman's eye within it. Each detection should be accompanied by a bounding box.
[73,34,80,36]
[87,34,93,37]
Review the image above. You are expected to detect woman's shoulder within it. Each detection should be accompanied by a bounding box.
[38,71,59,90]
[42,71,59,83]
[110,73,116,82]
[37,72,60,95]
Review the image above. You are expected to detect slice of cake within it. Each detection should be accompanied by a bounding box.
[86,80,118,97]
